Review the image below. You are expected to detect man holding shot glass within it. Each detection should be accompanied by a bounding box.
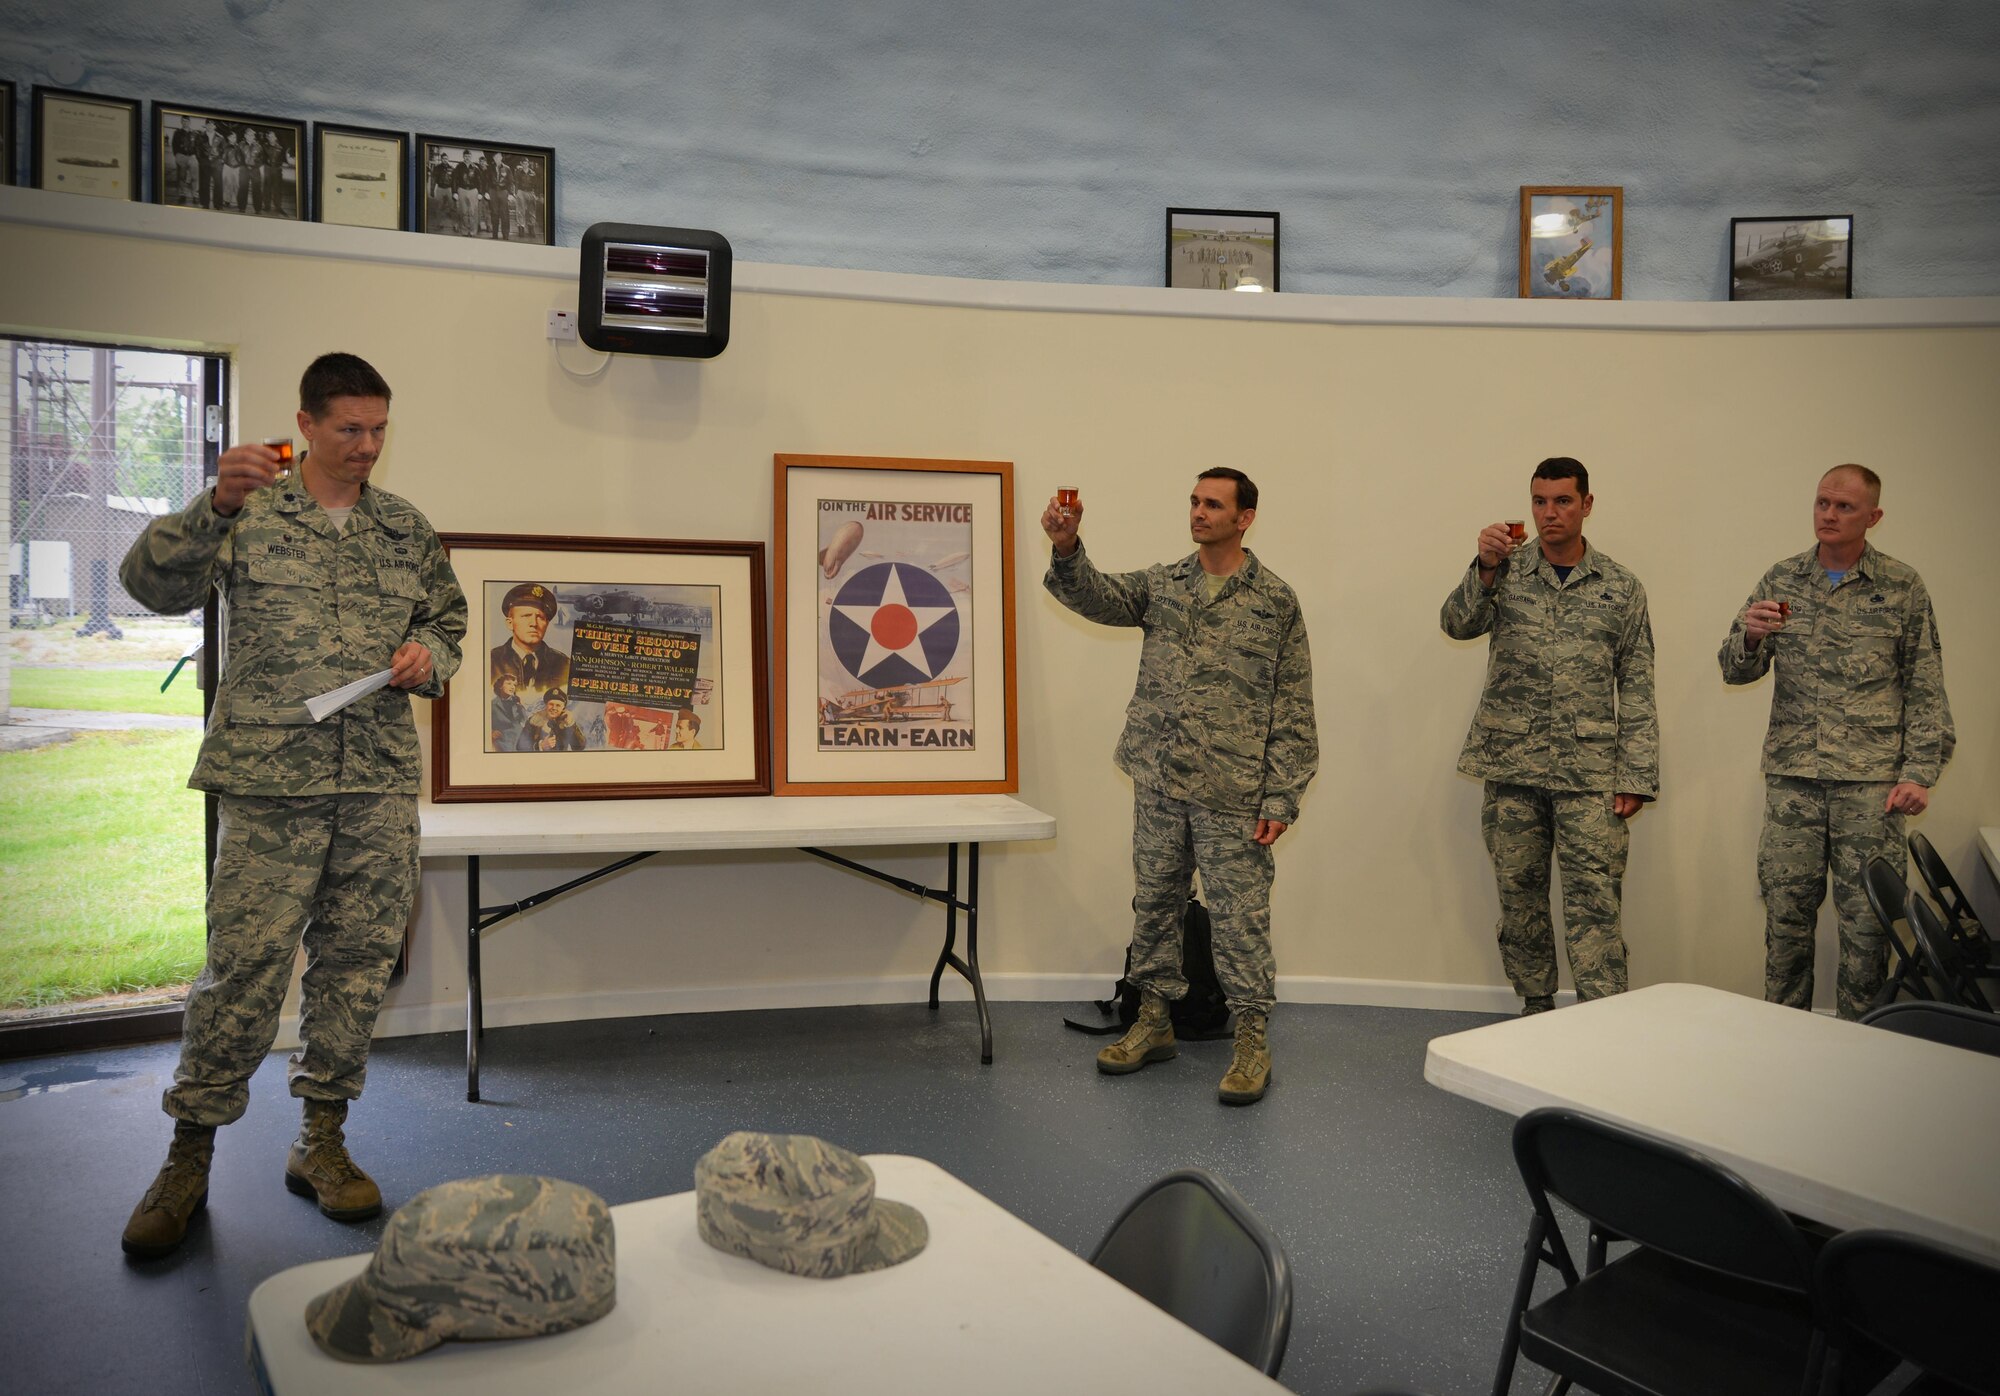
[116,352,466,1259]
[1441,457,1657,1015]
[1044,470,1318,1105]
[1719,463,1953,1019]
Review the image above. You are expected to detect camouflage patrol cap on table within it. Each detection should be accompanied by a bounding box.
[304,1175,615,1363]
[500,582,559,620]
[695,1132,927,1278]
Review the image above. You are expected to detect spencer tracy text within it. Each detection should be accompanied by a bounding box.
[818,500,974,523]
[820,726,975,748]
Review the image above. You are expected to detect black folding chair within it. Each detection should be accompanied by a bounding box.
[1815,1229,2000,1395]
[1090,1167,1292,1377]
[1863,856,1939,1007]
[1910,892,1995,1012]
[1910,832,2000,973]
[1860,999,2000,1057]
[1491,1108,1893,1396]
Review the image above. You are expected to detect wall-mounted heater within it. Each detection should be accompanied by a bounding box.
[578,223,732,358]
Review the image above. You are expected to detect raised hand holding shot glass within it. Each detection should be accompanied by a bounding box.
[262,436,295,481]
[211,438,294,516]
[1476,518,1525,584]
[1041,488,1084,556]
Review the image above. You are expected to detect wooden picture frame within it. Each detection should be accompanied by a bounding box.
[312,122,410,230]
[431,534,770,802]
[1165,207,1279,291]
[1519,185,1622,300]
[416,134,553,244]
[152,100,306,220]
[1729,215,1853,301]
[773,454,1018,796]
[1,80,16,187]
[31,86,141,200]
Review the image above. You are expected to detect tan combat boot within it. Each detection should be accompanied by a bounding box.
[1218,1010,1271,1105]
[1096,991,1178,1075]
[122,1121,215,1258]
[284,1099,383,1221]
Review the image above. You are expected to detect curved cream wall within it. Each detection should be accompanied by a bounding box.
[4,192,1995,1036]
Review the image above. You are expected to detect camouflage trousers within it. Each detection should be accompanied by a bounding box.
[1481,782,1630,1001]
[1128,784,1276,1016]
[1757,775,1901,1021]
[165,793,418,1127]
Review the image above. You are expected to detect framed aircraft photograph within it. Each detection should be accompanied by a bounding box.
[1165,207,1279,291]
[312,122,409,230]
[151,101,306,220]
[431,534,770,803]
[1519,185,1622,300]
[31,86,141,199]
[1729,215,1852,301]
[773,454,1019,796]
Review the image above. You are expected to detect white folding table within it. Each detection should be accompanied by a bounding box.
[1979,826,2000,886]
[418,795,1055,1100]
[1424,982,2000,1258]
[245,1154,1287,1395]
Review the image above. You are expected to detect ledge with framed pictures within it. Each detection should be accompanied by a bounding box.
[416,133,553,244]
[1730,215,1852,301]
[774,454,1019,796]
[432,534,769,803]
[152,100,306,221]
[31,85,141,200]
[312,122,410,231]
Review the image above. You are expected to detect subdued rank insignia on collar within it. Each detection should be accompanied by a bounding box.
[1871,594,1884,603]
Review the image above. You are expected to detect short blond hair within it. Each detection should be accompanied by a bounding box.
[1822,462,1881,503]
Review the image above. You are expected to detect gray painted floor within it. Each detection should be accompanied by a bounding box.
[0,1000,1540,1395]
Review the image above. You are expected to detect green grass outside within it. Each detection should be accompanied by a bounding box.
[0,730,206,1009]
[9,665,205,716]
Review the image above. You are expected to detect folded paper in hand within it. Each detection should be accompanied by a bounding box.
[307,669,395,723]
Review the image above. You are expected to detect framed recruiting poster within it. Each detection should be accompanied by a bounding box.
[431,534,769,802]
[31,86,141,199]
[773,454,1018,796]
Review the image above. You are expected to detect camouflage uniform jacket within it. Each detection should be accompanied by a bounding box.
[1441,542,1659,796]
[120,481,467,796]
[1045,544,1318,824]
[1718,543,1953,785]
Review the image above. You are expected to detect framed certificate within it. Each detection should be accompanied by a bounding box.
[312,123,409,230]
[31,86,141,200]
[152,101,306,221]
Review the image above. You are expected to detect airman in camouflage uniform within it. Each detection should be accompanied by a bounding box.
[1044,470,1317,1105]
[1441,459,1658,1014]
[118,353,467,1259]
[1720,464,1953,1020]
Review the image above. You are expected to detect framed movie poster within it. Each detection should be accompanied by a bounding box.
[416,134,553,244]
[1,81,15,187]
[1519,185,1622,300]
[773,454,1018,796]
[1165,207,1279,291]
[1729,215,1853,301]
[312,122,409,230]
[152,101,306,220]
[431,534,770,802]
[31,86,141,199]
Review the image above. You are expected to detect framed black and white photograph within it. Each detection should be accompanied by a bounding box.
[1,80,16,186]
[312,122,409,230]
[31,86,141,200]
[1165,207,1279,292]
[416,135,553,244]
[151,101,305,220]
[1730,216,1853,301]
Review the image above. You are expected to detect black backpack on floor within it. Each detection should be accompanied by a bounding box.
[1063,897,1234,1040]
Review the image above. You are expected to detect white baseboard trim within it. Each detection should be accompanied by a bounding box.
[271,973,1545,1048]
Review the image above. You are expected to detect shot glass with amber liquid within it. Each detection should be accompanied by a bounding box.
[1056,486,1079,522]
[263,437,295,482]
[1505,519,1527,551]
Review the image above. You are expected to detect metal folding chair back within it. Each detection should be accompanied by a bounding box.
[1491,1108,1882,1396]
[1862,856,1937,1006]
[1860,1000,2000,1057]
[1815,1229,2000,1395]
[1910,831,1999,966]
[1910,892,1995,1012]
[1090,1167,1292,1378]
